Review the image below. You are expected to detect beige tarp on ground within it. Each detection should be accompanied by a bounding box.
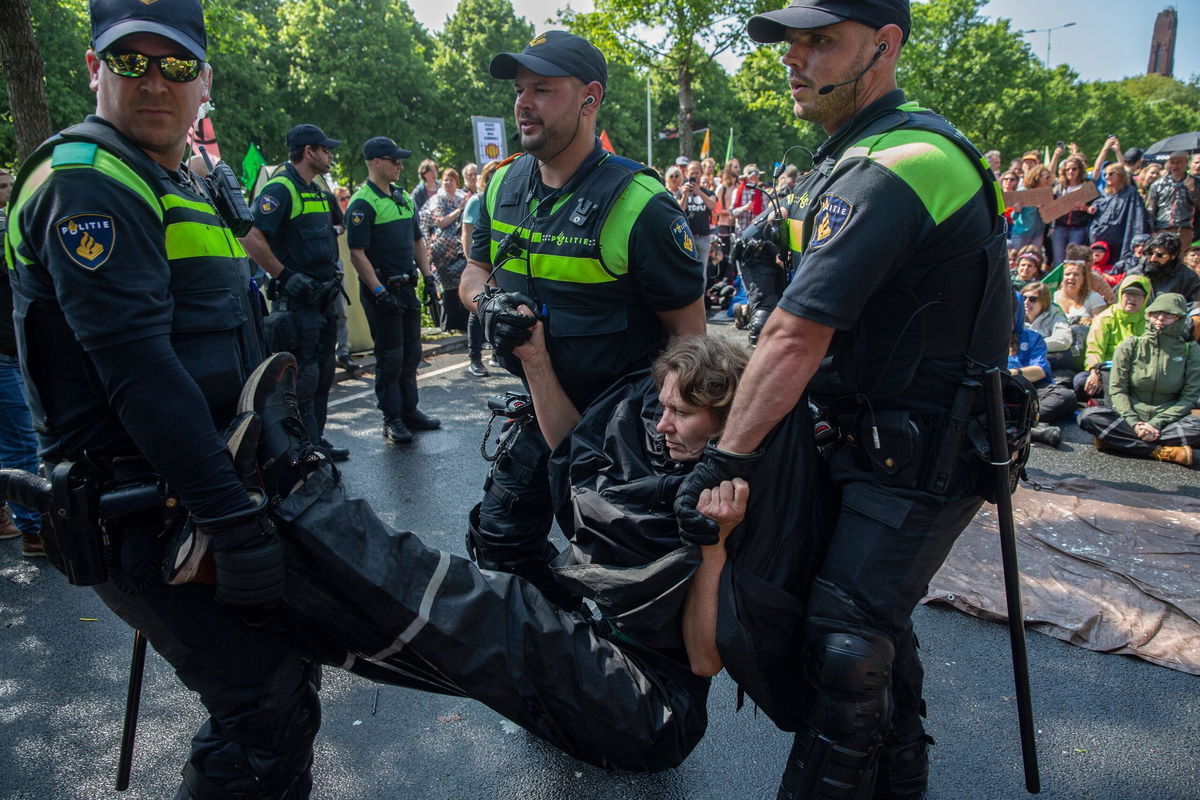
[922,478,1200,675]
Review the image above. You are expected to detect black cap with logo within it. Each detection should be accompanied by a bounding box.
[490,30,607,90]
[91,0,207,61]
[362,136,412,161]
[286,124,341,151]
[747,0,911,45]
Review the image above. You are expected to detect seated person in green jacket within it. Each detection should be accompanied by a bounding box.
[1078,293,1200,467]
[1073,273,1152,401]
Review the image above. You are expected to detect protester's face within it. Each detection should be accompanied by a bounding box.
[1143,164,1162,184]
[1021,293,1043,318]
[1167,155,1186,179]
[781,22,879,132]
[1145,246,1175,270]
[1022,158,1039,175]
[687,162,702,181]
[1016,257,1039,280]
[1191,154,1200,174]
[728,158,741,175]
[1062,161,1082,183]
[656,371,722,462]
[1062,263,1084,291]
[666,169,682,188]
[1000,174,1018,191]
[442,172,458,193]
[1184,250,1200,273]
[987,152,1001,172]
[1120,289,1146,313]
[1133,243,1145,258]
[88,33,211,168]
[1037,167,1052,186]
[0,173,12,206]
[1148,310,1180,330]
[1010,159,1023,175]
[513,67,588,158]
[463,165,478,189]
[1090,247,1105,265]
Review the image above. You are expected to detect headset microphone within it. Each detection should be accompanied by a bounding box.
[817,42,887,96]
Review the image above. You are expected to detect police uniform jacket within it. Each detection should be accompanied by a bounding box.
[345,181,422,308]
[470,140,704,409]
[252,162,338,281]
[779,90,1009,415]
[4,116,263,520]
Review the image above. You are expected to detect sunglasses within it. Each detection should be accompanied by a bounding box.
[1147,250,1172,259]
[100,50,203,83]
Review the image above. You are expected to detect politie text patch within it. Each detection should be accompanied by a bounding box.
[809,193,853,249]
[56,214,115,270]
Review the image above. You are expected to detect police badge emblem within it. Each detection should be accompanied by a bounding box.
[56,214,115,270]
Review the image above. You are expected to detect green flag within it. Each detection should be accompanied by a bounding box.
[1040,261,1063,293]
[725,127,733,165]
[241,143,267,197]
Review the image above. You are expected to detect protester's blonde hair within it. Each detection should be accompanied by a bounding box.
[651,336,749,424]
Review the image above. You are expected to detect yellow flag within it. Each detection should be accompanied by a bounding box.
[700,129,711,160]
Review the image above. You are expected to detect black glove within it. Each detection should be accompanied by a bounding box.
[474,288,537,353]
[203,503,286,609]
[371,287,403,315]
[674,442,762,545]
[279,268,318,303]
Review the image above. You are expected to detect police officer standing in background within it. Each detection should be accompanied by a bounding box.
[5,0,320,794]
[675,2,1010,798]
[346,136,441,444]
[242,124,350,461]
[459,31,706,602]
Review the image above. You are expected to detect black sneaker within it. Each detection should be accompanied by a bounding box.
[403,409,441,430]
[467,359,489,378]
[237,354,327,501]
[383,418,413,444]
[319,438,351,462]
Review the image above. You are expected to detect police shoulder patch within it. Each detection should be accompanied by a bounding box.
[56,213,115,270]
[809,193,854,249]
[259,194,280,214]
[670,216,699,260]
[349,210,365,226]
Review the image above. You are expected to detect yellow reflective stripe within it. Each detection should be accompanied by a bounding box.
[160,194,214,214]
[498,253,616,284]
[788,218,804,253]
[300,198,328,215]
[5,160,54,267]
[88,151,163,221]
[165,220,246,260]
[490,217,543,243]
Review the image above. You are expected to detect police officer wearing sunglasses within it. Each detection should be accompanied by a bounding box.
[4,0,320,795]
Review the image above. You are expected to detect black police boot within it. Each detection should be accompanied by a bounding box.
[1030,423,1061,448]
[403,409,442,431]
[237,353,329,503]
[748,307,771,347]
[874,732,933,800]
[319,438,351,462]
[336,353,358,374]
[383,417,413,444]
[467,357,489,377]
[465,504,580,611]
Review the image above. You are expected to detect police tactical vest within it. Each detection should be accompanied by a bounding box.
[485,152,667,402]
[785,100,1010,407]
[5,120,265,455]
[262,167,337,278]
[348,181,416,280]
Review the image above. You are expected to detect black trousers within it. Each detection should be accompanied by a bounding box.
[739,255,786,316]
[276,465,710,772]
[1077,406,1200,456]
[266,303,337,442]
[1037,383,1077,424]
[474,419,555,565]
[92,513,320,800]
[359,287,422,420]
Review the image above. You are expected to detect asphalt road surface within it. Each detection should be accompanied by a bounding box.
[2,319,1198,799]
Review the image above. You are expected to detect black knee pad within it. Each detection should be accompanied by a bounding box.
[805,630,895,739]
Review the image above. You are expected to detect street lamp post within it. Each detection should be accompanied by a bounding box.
[1021,22,1077,66]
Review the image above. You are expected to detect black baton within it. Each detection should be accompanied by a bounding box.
[115,629,147,791]
[982,368,1040,794]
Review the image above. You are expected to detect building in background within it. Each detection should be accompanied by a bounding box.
[1147,7,1177,77]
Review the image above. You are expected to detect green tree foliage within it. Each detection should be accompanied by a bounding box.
[562,0,774,162]
[429,0,533,169]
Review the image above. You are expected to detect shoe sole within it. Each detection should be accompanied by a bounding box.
[237,353,298,416]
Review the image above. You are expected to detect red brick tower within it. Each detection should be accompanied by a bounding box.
[1147,7,1177,77]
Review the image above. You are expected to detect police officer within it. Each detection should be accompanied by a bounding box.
[346,136,441,443]
[4,0,320,794]
[241,123,350,461]
[674,2,1010,798]
[459,30,706,600]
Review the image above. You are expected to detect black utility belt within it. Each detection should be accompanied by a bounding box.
[382,271,418,288]
[834,407,979,494]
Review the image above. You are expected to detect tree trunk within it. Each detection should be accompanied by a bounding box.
[0,0,54,162]
[677,65,694,162]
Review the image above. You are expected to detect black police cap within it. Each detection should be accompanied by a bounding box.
[490,30,607,90]
[91,0,207,61]
[287,124,341,151]
[362,137,412,161]
[747,0,911,45]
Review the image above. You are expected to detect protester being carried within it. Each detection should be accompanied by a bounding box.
[1073,273,1152,402]
[1078,293,1200,467]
